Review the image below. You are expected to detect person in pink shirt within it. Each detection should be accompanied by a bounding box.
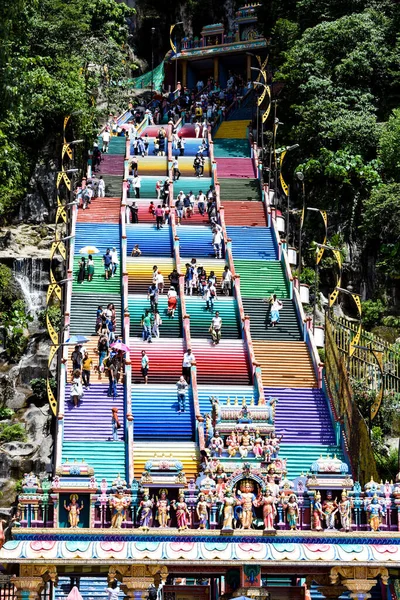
[154,204,164,230]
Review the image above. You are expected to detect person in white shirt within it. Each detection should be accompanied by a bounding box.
[102,129,110,153]
[270,294,283,327]
[133,176,141,198]
[210,311,222,344]
[197,191,206,215]
[172,156,181,181]
[106,581,120,600]
[155,271,164,293]
[110,247,119,277]
[221,265,232,295]
[212,226,223,259]
[182,348,196,383]
[194,122,201,138]
[202,120,208,138]
[97,176,105,198]
[176,375,188,413]
[204,282,217,311]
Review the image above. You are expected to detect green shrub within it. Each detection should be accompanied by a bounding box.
[361,299,386,330]
[0,423,27,443]
[38,305,62,333]
[30,377,56,403]
[374,447,398,482]
[0,407,14,420]
[318,348,325,363]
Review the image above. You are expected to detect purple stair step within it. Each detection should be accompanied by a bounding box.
[64,384,125,441]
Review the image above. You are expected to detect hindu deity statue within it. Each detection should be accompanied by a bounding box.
[222,489,236,530]
[138,493,154,531]
[239,426,253,458]
[270,432,282,458]
[311,492,323,531]
[109,487,131,529]
[256,489,277,531]
[252,430,264,458]
[210,396,221,427]
[235,479,256,529]
[210,430,224,456]
[226,430,239,457]
[200,469,217,499]
[156,489,170,528]
[64,494,83,528]
[366,494,385,532]
[263,435,273,463]
[196,493,209,529]
[338,490,352,532]
[172,493,190,531]
[205,413,213,444]
[215,464,227,499]
[322,492,338,531]
[282,493,299,530]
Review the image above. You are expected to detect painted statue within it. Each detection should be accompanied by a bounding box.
[196,493,209,529]
[222,489,235,530]
[256,489,277,531]
[282,493,299,530]
[263,436,273,463]
[226,430,239,457]
[210,431,224,456]
[322,492,338,531]
[252,430,264,458]
[270,432,281,458]
[138,493,154,531]
[200,469,217,498]
[366,494,385,532]
[205,413,213,443]
[235,480,256,529]
[338,490,352,532]
[64,494,83,528]
[239,427,253,458]
[311,492,323,531]
[172,493,190,531]
[109,487,131,529]
[210,396,221,427]
[215,464,227,499]
[156,489,170,528]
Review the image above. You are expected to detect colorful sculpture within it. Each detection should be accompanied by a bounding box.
[172,493,190,531]
[282,493,299,530]
[109,487,131,529]
[222,489,235,530]
[235,479,256,529]
[322,491,338,531]
[311,492,323,531]
[215,464,227,499]
[238,427,252,458]
[210,431,224,456]
[196,493,209,529]
[252,430,264,458]
[64,494,83,528]
[256,489,277,531]
[338,490,352,532]
[156,489,170,528]
[226,430,239,457]
[366,494,385,531]
[138,493,154,531]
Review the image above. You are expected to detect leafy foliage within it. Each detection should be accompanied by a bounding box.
[38,305,62,333]
[0,423,27,443]
[1,299,33,361]
[30,378,56,404]
[361,299,386,329]
[0,407,14,420]
[0,264,21,312]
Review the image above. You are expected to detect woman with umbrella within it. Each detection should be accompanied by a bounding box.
[87,254,95,282]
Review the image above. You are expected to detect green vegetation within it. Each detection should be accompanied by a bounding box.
[0,0,135,220]
[0,407,14,420]
[1,299,33,361]
[0,423,27,443]
[38,305,62,333]
[30,378,56,403]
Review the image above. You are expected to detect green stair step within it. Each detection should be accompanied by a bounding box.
[97,136,126,155]
[72,256,121,294]
[280,444,344,479]
[219,178,261,201]
[70,293,122,336]
[62,441,126,483]
[235,259,289,298]
[185,297,241,339]
[213,139,250,159]
[128,296,183,338]
[242,298,302,341]
[102,174,123,197]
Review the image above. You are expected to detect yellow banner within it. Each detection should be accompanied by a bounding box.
[170,25,177,54]
[257,86,267,106]
[262,86,271,123]
[48,344,59,366]
[62,143,73,160]
[349,323,361,357]
[56,205,67,224]
[46,282,62,305]
[47,377,58,416]
[279,150,289,197]
[316,211,328,264]
[352,293,362,317]
[46,313,59,346]
[63,115,70,143]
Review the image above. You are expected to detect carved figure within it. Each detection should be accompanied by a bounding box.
[322,491,338,531]
[196,493,209,529]
[282,493,299,530]
[138,493,154,530]
[210,431,224,456]
[235,480,256,529]
[200,469,216,498]
[222,489,235,530]
[311,492,323,531]
[338,490,352,532]
[172,493,190,530]
[252,430,264,458]
[109,487,131,529]
[226,430,239,457]
[215,464,227,499]
[205,413,213,443]
[239,427,252,458]
[210,396,221,427]
[156,489,170,528]
[256,489,277,531]
[64,494,83,528]
[366,494,385,532]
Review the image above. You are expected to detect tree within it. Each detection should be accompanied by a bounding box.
[379,108,400,181]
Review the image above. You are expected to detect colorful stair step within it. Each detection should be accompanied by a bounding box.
[128,295,183,338]
[76,198,121,224]
[72,256,121,295]
[234,259,289,299]
[75,222,121,254]
[70,293,122,336]
[216,158,255,178]
[242,298,302,342]
[223,201,267,227]
[219,178,261,201]
[126,223,173,257]
[253,341,317,388]
[62,441,126,483]
[226,226,277,260]
[185,296,241,339]
[133,441,200,481]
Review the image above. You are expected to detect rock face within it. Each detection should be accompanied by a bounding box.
[17,145,58,224]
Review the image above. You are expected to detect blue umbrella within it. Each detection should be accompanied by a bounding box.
[65,335,89,345]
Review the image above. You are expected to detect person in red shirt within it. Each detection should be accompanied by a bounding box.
[154,205,164,230]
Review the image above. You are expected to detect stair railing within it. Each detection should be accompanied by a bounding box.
[121,180,134,485]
